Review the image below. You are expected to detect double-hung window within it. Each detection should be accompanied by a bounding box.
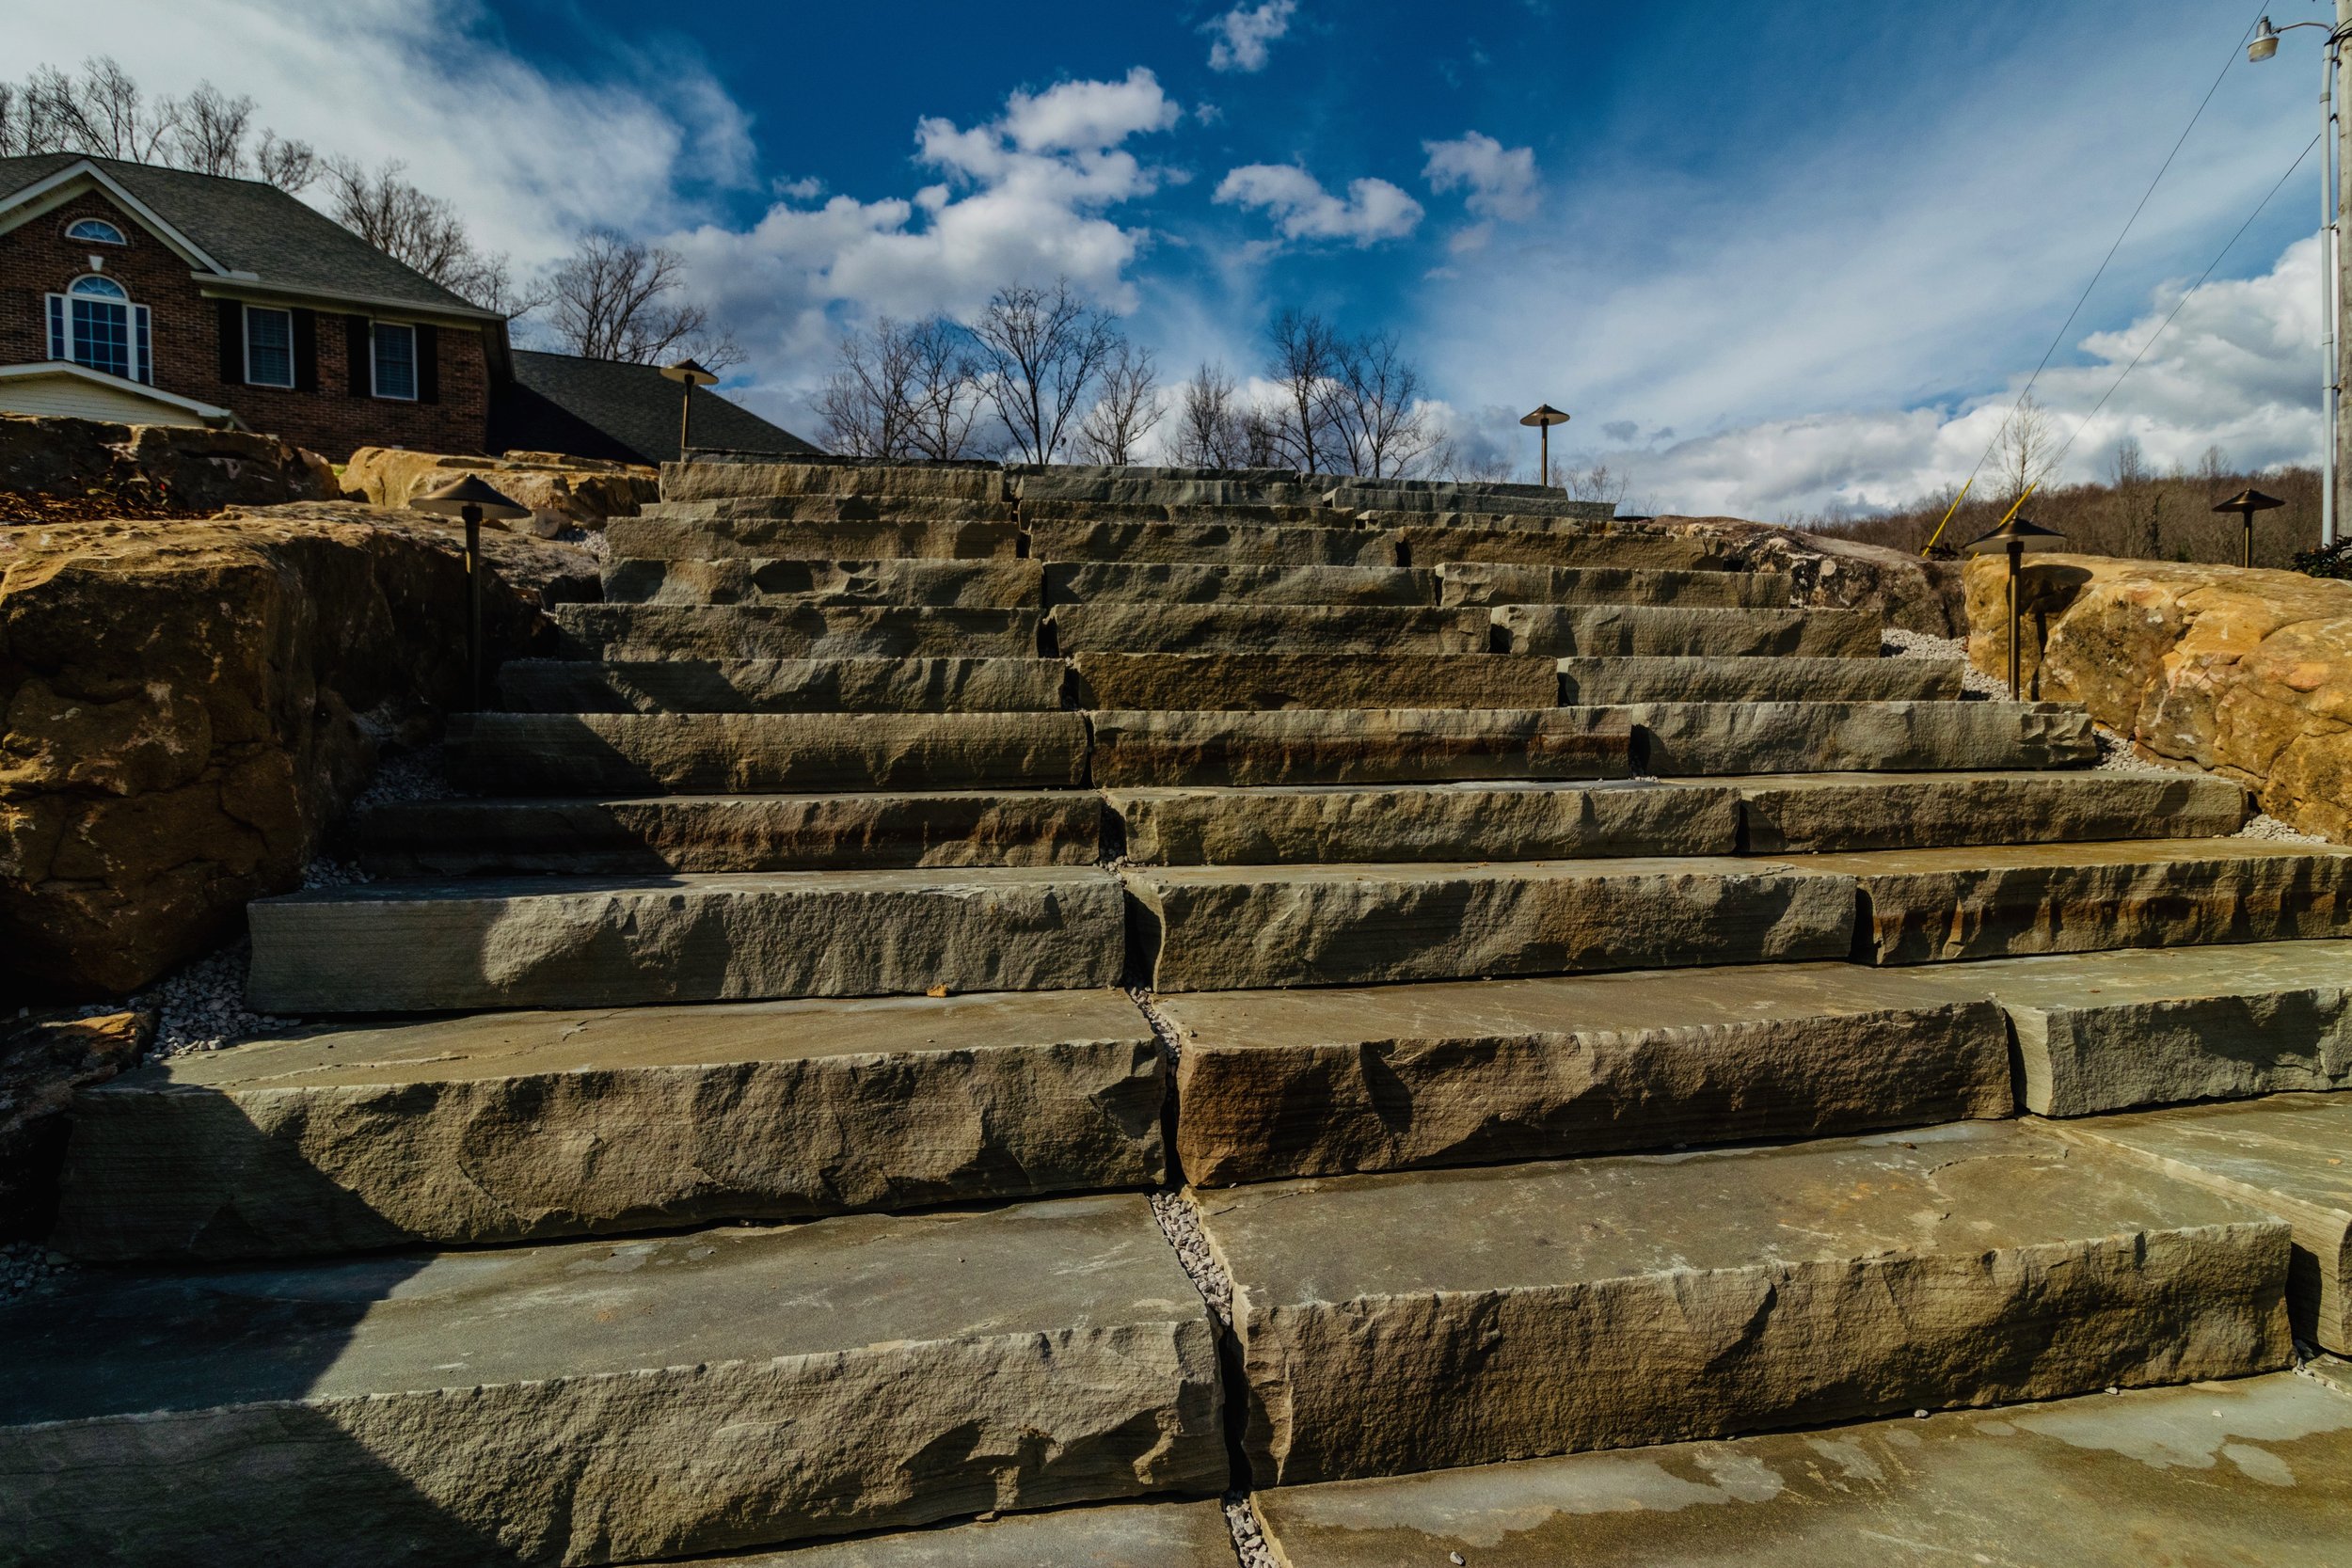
[244,306,294,388]
[371,322,417,400]
[46,275,151,383]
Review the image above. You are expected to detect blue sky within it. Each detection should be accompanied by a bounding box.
[19,0,2334,515]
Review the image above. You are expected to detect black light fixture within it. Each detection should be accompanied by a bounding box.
[2211,487,2286,569]
[1518,404,1569,485]
[1964,515,2067,697]
[661,357,720,460]
[411,474,530,709]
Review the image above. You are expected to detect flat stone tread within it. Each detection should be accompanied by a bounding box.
[697,1500,1240,1565]
[2050,1096,2352,1229]
[0,1195,1200,1423]
[1557,655,1965,703]
[1250,1372,2352,1568]
[1716,768,2247,801]
[601,558,1045,608]
[1052,604,1486,652]
[497,657,1070,714]
[1884,938,2352,1011]
[257,864,1118,908]
[109,989,1152,1090]
[1109,777,1711,806]
[1043,562,1435,604]
[1800,838,2352,875]
[1127,852,1804,892]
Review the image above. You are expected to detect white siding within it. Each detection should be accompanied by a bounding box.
[0,373,205,426]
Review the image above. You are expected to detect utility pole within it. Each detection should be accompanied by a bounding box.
[2334,0,2351,543]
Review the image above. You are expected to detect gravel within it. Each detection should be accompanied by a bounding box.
[1882,626,2009,699]
[0,1241,72,1305]
[129,940,290,1059]
[1224,1494,1279,1568]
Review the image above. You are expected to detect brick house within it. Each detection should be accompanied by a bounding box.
[0,153,812,464]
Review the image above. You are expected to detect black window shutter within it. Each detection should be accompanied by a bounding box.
[345,315,371,397]
[216,299,244,383]
[416,325,439,404]
[292,309,318,392]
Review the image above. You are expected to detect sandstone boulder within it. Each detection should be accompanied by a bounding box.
[0,1009,147,1240]
[342,447,658,537]
[1656,515,1965,636]
[0,413,334,520]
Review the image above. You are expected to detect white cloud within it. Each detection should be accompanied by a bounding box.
[1204,1,1297,74]
[1422,132,1539,221]
[1215,164,1423,245]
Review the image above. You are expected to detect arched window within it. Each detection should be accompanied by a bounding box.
[46,274,151,383]
[65,218,127,245]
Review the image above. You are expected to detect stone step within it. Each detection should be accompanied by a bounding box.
[1494,604,1883,657]
[662,457,1010,504]
[2051,1094,2352,1353]
[1111,780,1738,864]
[1622,700,2097,775]
[1027,516,1388,566]
[1193,1119,2291,1485]
[1069,652,1556,711]
[635,495,1022,525]
[1157,961,2010,1184]
[1019,499,1336,529]
[1336,488,1613,519]
[1556,653,1964,704]
[1044,561,1432,606]
[53,989,1164,1260]
[1088,708,1632,788]
[610,514,1023,559]
[0,1197,1223,1564]
[601,558,1043,608]
[1051,603,1486,655]
[1016,470,1328,507]
[498,657,1069,714]
[1438,562,1793,609]
[246,866,1126,1013]
[554,604,1041,660]
[1729,768,2248,852]
[675,1500,1241,1566]
[1248,1373,2352,1567]
[1124,854,1853,990]
[354,791,1103,875]
[1390,523,1731,570]
[447,712,1089,795]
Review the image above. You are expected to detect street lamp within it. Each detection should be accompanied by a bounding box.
[661,357,719,460]
[2213,486,2288,567]
[2248,12,2348,546]
[411,474,530,710]
[1519,404,1570,486]
[1964,515,2067,698]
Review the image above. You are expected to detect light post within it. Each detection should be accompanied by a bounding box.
[662,357,719,460]
[1519,404,1570,486]
[411,474,530,710]
[2214,486,2288,567]
[1964,515,2066,697]
[2249,11,2349,546]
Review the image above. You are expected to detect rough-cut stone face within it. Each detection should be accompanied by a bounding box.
[1250,1374,2352,1568]
[1733,769,2247,852]
[1556,654,1964,705]
[1026,518,1389,566]
[1621,699,2097,774]
[1044,562,1433,606]
[608,516,1023,559]
[1198,1121,2291,1486]
[1437,563,1793,609]
[498,657,1068,715]
[554,604,1041,660]
[603,558,1044,609]
[1161,963,2010,1183]
[1087,708,1631,788]
[0,1198,1226,1566]
[1052,603,1487,655]
[1493,605,1883,658]
[1,1008,148,1241]
[1070,652,1557,712]
[1391,525,1726,571]
[342,448,657,535]
[54,990,1165,1259]
[687,1499,1242,1566]
[660,459,1008,503]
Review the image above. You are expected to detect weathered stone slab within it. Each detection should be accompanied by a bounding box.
[1088,708,1632,788]
[1733,769,2249,852]
[1808,840,2352,964]
[609,515,1022,559]
[0,1197,1224,1565]
[662,458,1008,503]
[499,657,1068,714]
[603,558,1043,608]
[449,712,1089,794]
[2055,1096,2352,1352]
[555,604,1041,660]
[1196,1120,2291,1485]
[1251,1374,2352,1568]
[1391,524,1728,570]
[246,867,1127,1013]
[635,496,1020,526]
[1158,962,2010,1183]
[1333,488,1612,519]
[355,792,1103,875]
[1043,562,1432,606]
[1621,700,2098,775]
[1025,516,1386,565]
[1494,604,1883,657]
[1052,603,1486,655]
[1069,652,1556,711]
[53,990,1163,1259]
[689,1499,1240,1566]
[1014,469,1327,507]
[1438,563,1793,609]
[1557,654,1965,704]
[1111,780,1738,865]
[1124,856,1854,990]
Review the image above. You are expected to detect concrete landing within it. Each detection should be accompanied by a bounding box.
[1088,707,1631,788]
[498,657,1069,715]
[1493,604,1882,657]
[1557,653,1965,704]
[1069,651,1557,711]
[555,604,1041,660]
[1729,768,2247,852]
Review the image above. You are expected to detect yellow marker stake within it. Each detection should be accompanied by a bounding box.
[1921,475,1975,555]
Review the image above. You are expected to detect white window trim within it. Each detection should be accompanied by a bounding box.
[66,217,126,245]
[370,321,419,402]
[244,305,295,389]
[46,276,151,384]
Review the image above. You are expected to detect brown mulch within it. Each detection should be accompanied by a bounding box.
[0,491,209,526]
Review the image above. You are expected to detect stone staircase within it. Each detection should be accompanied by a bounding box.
[8,458,2352,1566]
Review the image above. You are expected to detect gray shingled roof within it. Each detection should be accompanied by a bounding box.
[0,152,492,316]
[494,350,819,465]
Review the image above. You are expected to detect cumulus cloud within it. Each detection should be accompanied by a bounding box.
[1422,132,1538,221]
[1204,1,1297,74]
[1215,164,1422,245]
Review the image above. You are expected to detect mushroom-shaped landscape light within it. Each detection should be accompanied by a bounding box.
[412,474,530,710]
[2211,487,2286,569]
[1519,404,1570,486]
[662,357,721,459]
[1963,515,2067,697]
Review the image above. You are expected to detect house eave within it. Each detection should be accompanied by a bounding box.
[0,359,246,426]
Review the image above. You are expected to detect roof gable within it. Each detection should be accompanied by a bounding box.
[493,351,821,465]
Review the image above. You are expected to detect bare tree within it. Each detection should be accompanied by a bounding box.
[169,84,254,177]
[1172,362,1244,467]
[1263,307,1341,473]
[971,279,1119,464]
[1,57,318,186]
[2197,443,2233,499]
[903,317,988,460]
[1074,341,1164,465]
[1327,330,1441,479]
[324,155,533,315]
[1994,390,2057,507]
[817,317,921,459]
[2108,435,2162,558]
[2108,435,2149,488]
[253,129,319,192]
[543,229,736,367]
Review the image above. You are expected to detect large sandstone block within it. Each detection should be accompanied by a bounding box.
[448,712,1089,794]
[1390,524,1729,570]
[634,496,1020,525]
[661,459,1007,503]
[1197,1121,2291,1485]
[608,515,1022,559]
[499,657,1068,714]
[1014,468,1328,507]
[1438,563,1793,609]
[553,604,1041,660]
[1124,856,1855,990]
[1621,700,2098,775]
[1025,517,1387,565]
[1557,654,1964,704]
[0,1198,1224,1565]
[1494,604,1883,657]
[670,1500,1240,1566]
[1159,963,2010,1184]
[1087,708,1631,788]
[1069,652,1556,711]
[1110,780,1739,864]
[1043,562,1432,606]
[246,866,1127,1012]
[355,791,1103,875]
[1250,1374,2352,1568]
[1051,603,1486,655]
[54,990,1164,1259]
[1334,488,1613,519]
[1734,769,2248,853]
[602,558,1043,608]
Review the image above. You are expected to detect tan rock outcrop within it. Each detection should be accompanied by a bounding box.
[342,448,658,536]
[0,413,334,519]
[0,1008,148,1238]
